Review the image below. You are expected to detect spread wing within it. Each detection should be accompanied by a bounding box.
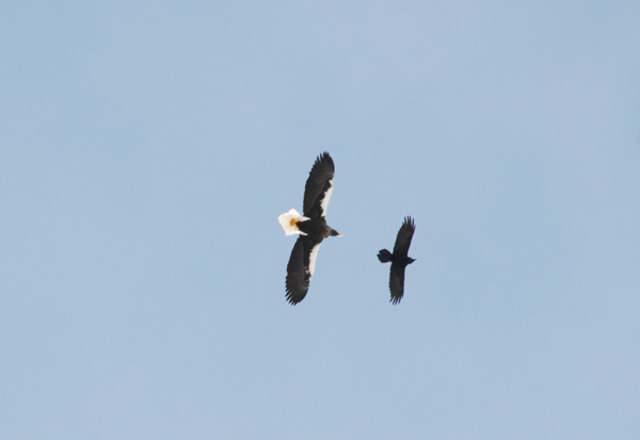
[388,262,406,304]
[285,236,322,305]
[302,152,335,219]
[393,216,415,258]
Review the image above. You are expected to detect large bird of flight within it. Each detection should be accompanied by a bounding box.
[278,152,342,305]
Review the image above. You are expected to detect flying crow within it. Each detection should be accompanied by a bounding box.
[378,216,416,304]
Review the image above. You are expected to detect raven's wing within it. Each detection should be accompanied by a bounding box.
[285,235,323,305]
[393,216,416,258]
[302,152,335,219]
[388,262,406,304]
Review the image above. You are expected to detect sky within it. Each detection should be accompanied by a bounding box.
[2,1,640,438]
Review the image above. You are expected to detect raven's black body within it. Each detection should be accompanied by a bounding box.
[378,216,416,304]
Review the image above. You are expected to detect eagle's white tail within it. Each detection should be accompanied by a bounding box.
[278,209,309,236]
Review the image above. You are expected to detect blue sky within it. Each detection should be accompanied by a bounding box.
[2,1,640,438]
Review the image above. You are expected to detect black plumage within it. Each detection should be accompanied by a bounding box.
[377,216,416,304]
[280,152,341,305]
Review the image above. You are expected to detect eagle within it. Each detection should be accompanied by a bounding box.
[278,152,341,305]
[377,216,416,304]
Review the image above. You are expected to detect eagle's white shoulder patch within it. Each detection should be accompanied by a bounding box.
[319,179,333,218]
[308,242,322,278]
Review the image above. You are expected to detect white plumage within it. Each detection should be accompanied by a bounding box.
[278,209,309,236]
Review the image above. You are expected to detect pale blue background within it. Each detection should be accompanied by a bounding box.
[2,1,640,438]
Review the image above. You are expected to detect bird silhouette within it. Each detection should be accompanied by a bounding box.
[377,216,416,304]
[278,152,341,305]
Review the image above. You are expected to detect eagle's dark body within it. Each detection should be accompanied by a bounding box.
[279,152,341,305]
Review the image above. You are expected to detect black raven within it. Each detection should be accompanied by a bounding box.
[377,216,416,304]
